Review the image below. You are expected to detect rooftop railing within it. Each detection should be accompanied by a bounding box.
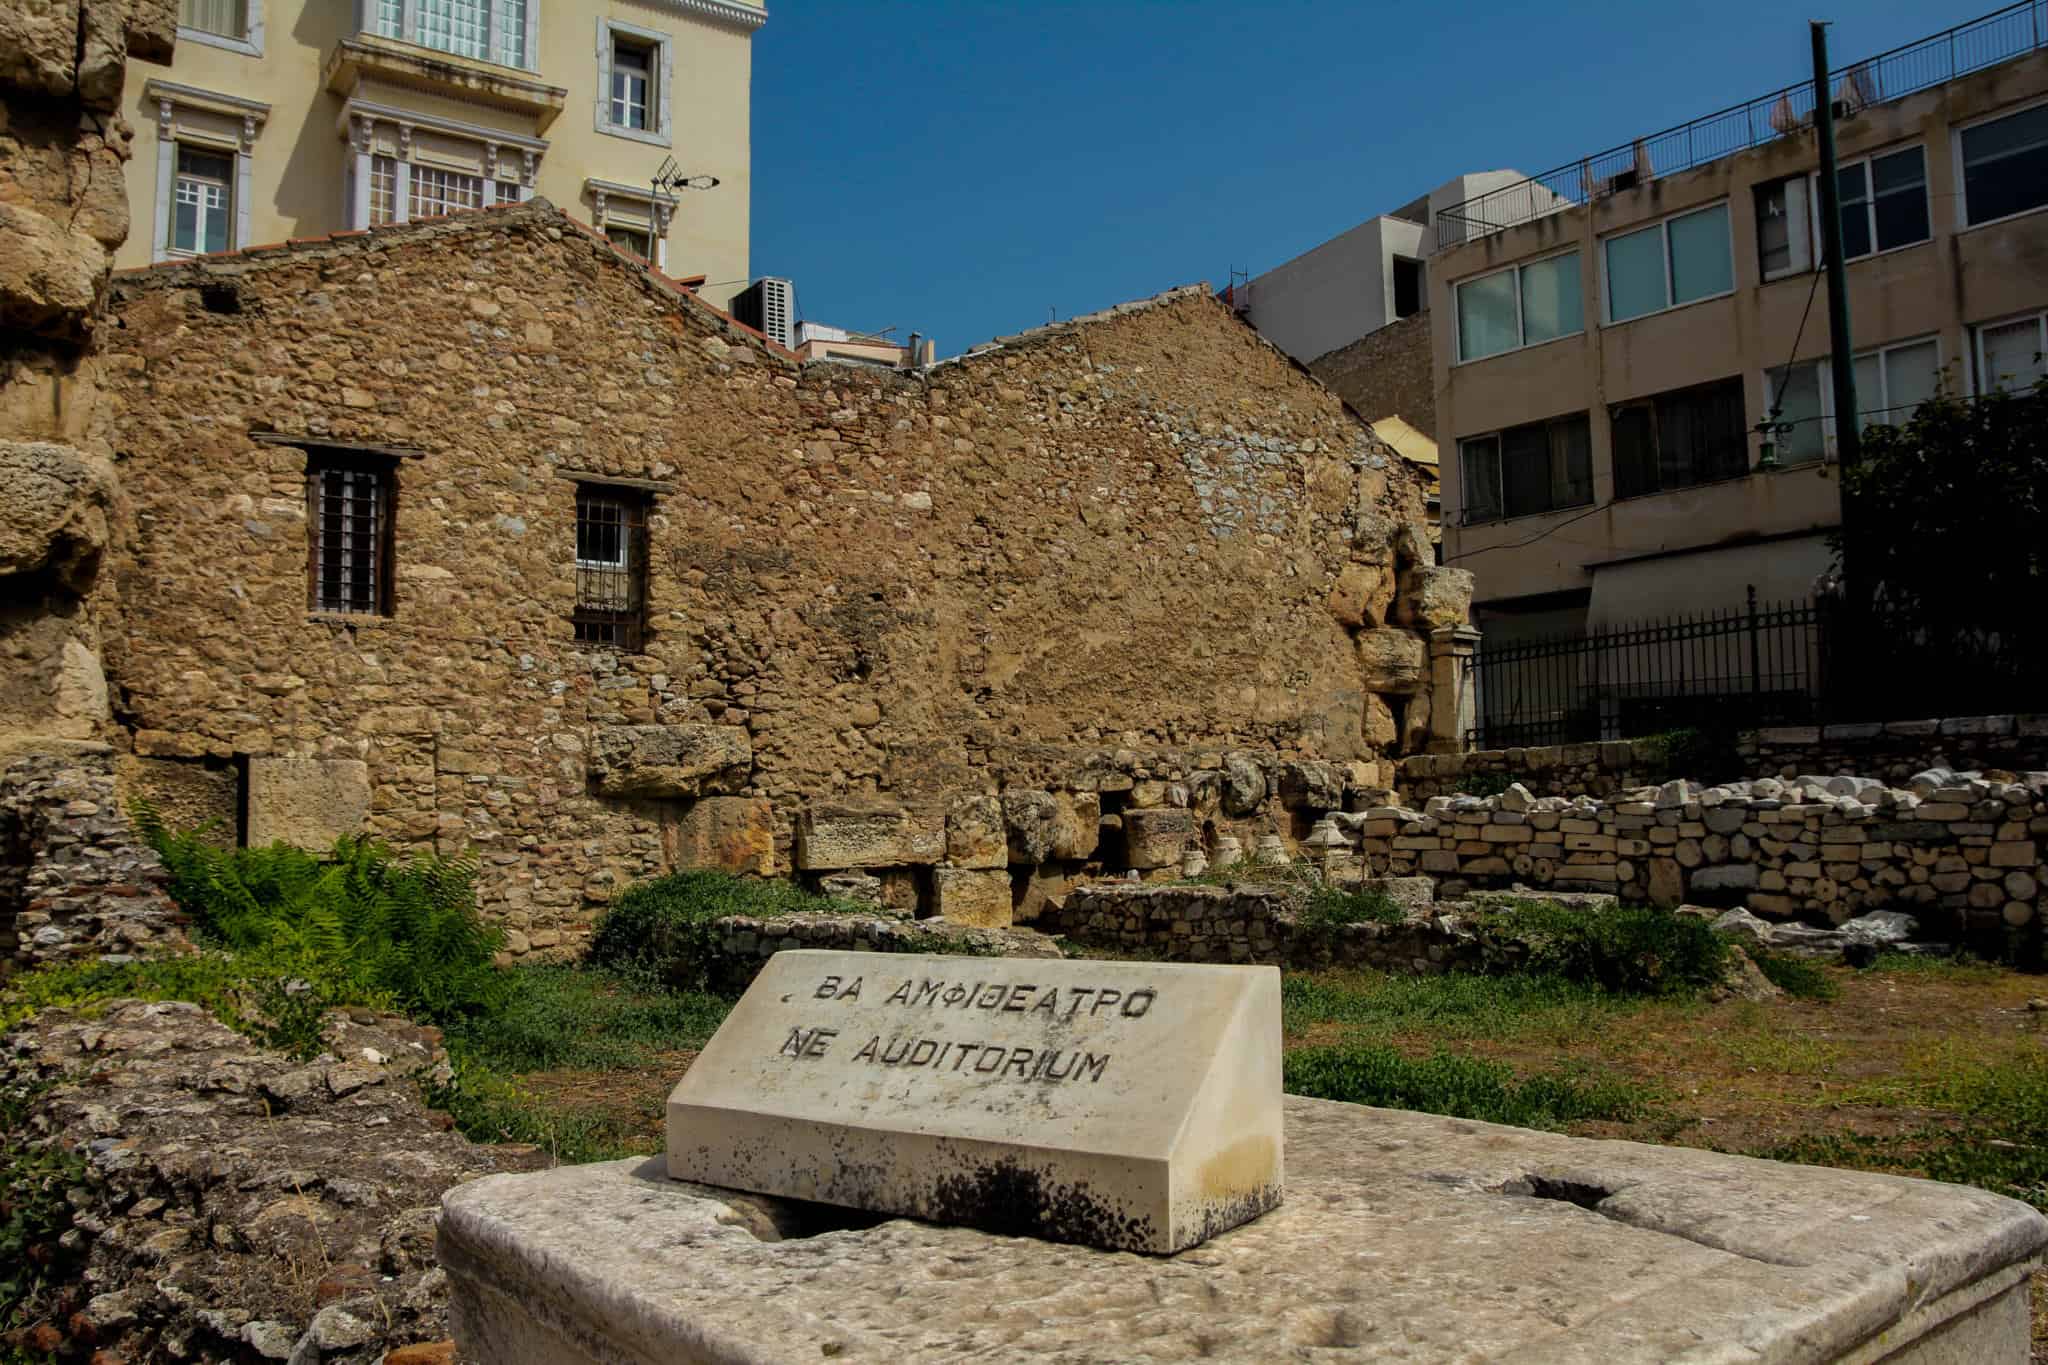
[1434,0,2048,250]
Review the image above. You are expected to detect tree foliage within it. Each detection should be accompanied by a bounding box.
[1836,379,2047,628]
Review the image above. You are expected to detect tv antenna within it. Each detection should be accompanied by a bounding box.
[652,155,721,206]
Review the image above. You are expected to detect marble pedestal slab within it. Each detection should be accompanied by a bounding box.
[440,1097,2048,1364]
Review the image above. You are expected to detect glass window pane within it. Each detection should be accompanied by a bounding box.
[1851,354,1881,424]
[1766,362,1825,464]
[173,196,198,252]
[1668,204,1733,304]
[498,0,528,66]
[1456,270,1519,361]
[204,186,229,253]
[1551,415,1593,507]
[1836,160,1869,206]
[1519,253,1582,345]
[1611,404,1658,497]
[1874,188,1929,251]
[1980,319,2046,393]
[1880,341,1939,421]
[1961,107,2048,225]
[1872,146,1925,196]
[1500,424,1551,519]
[1605,224,1667,321]
[1460,436,1502,521]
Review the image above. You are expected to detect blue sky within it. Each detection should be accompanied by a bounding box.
[746,1,1987,356]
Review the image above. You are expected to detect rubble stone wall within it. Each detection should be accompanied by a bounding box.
[0,740,186,968]
[1307,311,1434,433]
[1398,715,2048,802]
[1341,771,2046,951]
[91,204,1453,949]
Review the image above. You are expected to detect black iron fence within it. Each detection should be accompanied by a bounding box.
[1468,590,2041,749]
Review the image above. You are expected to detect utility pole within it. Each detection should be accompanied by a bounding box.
[1810,19,1863,609]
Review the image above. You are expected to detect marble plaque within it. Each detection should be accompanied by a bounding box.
[666,950,1282,1253]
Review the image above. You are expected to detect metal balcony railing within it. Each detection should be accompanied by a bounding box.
[1434,0,2048,250]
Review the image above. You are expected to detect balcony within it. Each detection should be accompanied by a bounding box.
[323,32,566,133]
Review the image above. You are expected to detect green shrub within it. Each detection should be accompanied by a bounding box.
[1,954,348,1059]
[1284,1043,1644,1129]
[1453,771,1516,799]
[1480,899,1727,997]
[1299,887,1407,929]
[135,807,505,1027]
[587,871,860,988]
[1748,950,1841,1001]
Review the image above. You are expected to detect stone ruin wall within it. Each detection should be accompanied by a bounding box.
[84,205,1463,952]
[1399,714,2048,803]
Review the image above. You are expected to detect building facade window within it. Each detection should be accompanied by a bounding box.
[606,224,651,261]
[1976,311,2047,393]
[1754,175,1812,280]
[1603,202,1733,323]
[368,154,400,224]
[1392,257,1423,320]
[574,485,648,650]
[1959,101,2048,228]
[372,0,532,70]
[1454,250,1581,362]
[181,0,246,39]
[1833,146,1929,259]
[1764,337,1941,463]
[307,455,395,616]
[171,145,234,255]
[409,164,484,219]
[1610,376,1748,498]
[596,19,673,145]
[1459,413,1593,524]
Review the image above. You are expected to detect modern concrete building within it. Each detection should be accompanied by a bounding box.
[121,0,762,307]
[791,323,936,370]
[1431,7,2048,644]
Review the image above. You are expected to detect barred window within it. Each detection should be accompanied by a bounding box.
[307,455,395,615]
[574,486,648,650]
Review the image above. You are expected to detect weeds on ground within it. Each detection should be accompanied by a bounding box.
[1478,898,1727,997]
[1748,950,1842,1001]
[1451,771,1516,799]
[587,870,863,989]
[1,1080,88,1346]
[1284,1042,1647,1129]
[0,954,344,1058]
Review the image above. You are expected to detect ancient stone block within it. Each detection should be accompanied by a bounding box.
[1125,808,1195,869]
[1363,693,1398,748]
[1002,790,1060,864]
[933,867,1012,927]
[589,725,750,799]
[797,802,943,871]
[1279,761,1344,812]
[1356,628,1427,695]
[1397,566,1475,631]
[0,205,105,340]
[1220,753,1265,816]
[245,757,371,849]
[0,442,112,588]
[944,794,1006,869]
[1051,791,1100,861]
[672,797,777,877]
[116,754,237,847]
[0,0,82,98]
[1326,561,1392,629]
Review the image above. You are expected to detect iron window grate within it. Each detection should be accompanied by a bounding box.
[573,487,648,650]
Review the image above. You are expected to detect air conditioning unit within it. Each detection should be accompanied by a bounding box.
[732,277,795,350]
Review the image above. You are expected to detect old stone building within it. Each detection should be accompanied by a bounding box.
[17,198,1465,954]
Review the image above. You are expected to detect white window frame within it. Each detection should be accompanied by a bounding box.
[146,81,268,264]
[1754,174,1813,283]
[169,145,235,256]
[586,178,672,269]
[179,0,265,56]
[1813,141,1930,264]
[341,100,544,230]
[1761,334,1943,460]
[595,17,674,147]
[361,0,539,72]
[1973,309,2047,395]
[1953,94,2048,233]
[1450,247,1583,366]
[1599,199,1736,326]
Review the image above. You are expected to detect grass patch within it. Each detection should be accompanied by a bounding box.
[1284,1043,1646,1129]
[445,964,730,1074]
[1282,969,1623,1044]
[1717,1029,1846,1076]
[1299,886,1407,930]
[1749,950,1842,1001]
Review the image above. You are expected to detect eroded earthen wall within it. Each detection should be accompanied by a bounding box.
[93,206,1458,945]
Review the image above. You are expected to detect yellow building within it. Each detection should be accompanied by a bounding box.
[120,0,762,308]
